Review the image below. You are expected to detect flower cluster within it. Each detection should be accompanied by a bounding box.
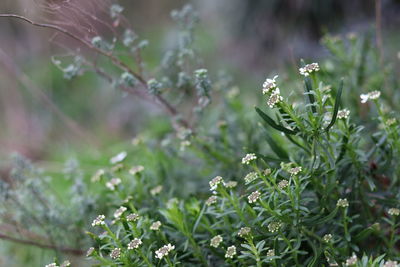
[209,176,224,190]
[337,109,350,119]
[128,238,142,249]
[210,235,223,248]
[106,177,122,191]
[337,198,349,208]
[225,245,237,258]
[91,215,106,227]
[360,90,381,103]
[248,191,261,203]
[244,172,258,184]
[242,153,257,165]
[262,75,278,94]
[299,63,320,76]
[155,244,175,259]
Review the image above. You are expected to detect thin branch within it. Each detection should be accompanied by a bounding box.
[0,13,191,130]
[0,232,84,255]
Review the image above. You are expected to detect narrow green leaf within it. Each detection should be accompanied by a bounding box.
[255,107,298,135]
[304,77,317,114]
[325,79,344,131]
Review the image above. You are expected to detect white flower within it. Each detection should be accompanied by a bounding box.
[388,208,400,216]
[268,221,282,233]
[110,248,121,259]
[150,221,162,230]
[360,90,381,103]
[248,191,261,203]
[110,151,127,164]
[91,169,105,182]
[225,181,238,188]
[387,118,397,126]
[155,244,175,259]
[262,75,278,94]
[128,238,142,249]
[337,109,350,119]
[267,249,275,257]
[278,180,289,190]
[113,206,127,219]
[126,213,140,222]
[267,88,283,108]
[288,166,302,176]
[129,165,144,175]
[60,261,70,267]
[242,153,257,164]
[92,215,106,227]
[150,185,163,196]
[209,176,224,191]
[210,235,223,248]
[45,263,58,267]
[299,63,320,76]
[206,195,218,206]
[86,247,95,257]
[337,198,349,208]
[238,227,251,237]
[345,254,358,266]
[225,245,237,258]
[383,260,399,267]
[244,172,259,184]
[323,234,333,242]
[106,177,121,191]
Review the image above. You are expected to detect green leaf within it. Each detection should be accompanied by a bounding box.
[255,107,298,135]
[304,77,317,114]
[325,79,344,131]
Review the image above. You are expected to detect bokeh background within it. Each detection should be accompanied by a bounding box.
[0,0,399,265]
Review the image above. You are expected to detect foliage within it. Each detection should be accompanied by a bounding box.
[0,2,399,267]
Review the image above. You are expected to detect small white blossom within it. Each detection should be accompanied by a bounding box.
[267,88,283,108]
[92,215,106,227]
[262,75,278,94]
[242,153,257,164]
[209,176,224,191]
[345,254,358,266]
[180,140,191,151]
[225,245,237,258]
[86,247,95,257]
[337,198,349,208]
[288,166,302,176]
[45,263,58,267]
[268,221,282,233]
[60,261,70,267]
[248,191,261,203]
[113,206,127,219]
[155,244,175,259]
[128,238,142,249]
[360,90,381,103]
[126,213,140,222]
[387,118,397,126]
[129,165,144,175]
[91,169,105,182]
[323,234,333,242]
[388,208,400,216]
[238,227,251,237]
[210,235,223,248]
[110,151,127,164]
[110,248,121,259]
[383,260,399,267]
[264,168,272,176]
[206,195,218,206]
[299,63,320,76]
[278,180,289,190]
[106,177,121,191]
[225,181,238,188]
[150,221,162,230]
[244,172,259,184]
[150,185,163,196]
[337,109,350,119]
[267,249,275,257]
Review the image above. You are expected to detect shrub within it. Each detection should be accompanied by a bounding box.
[0,2,399,267]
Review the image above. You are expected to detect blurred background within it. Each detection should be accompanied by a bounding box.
[0,0,399,265]
[0,0,399,161]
